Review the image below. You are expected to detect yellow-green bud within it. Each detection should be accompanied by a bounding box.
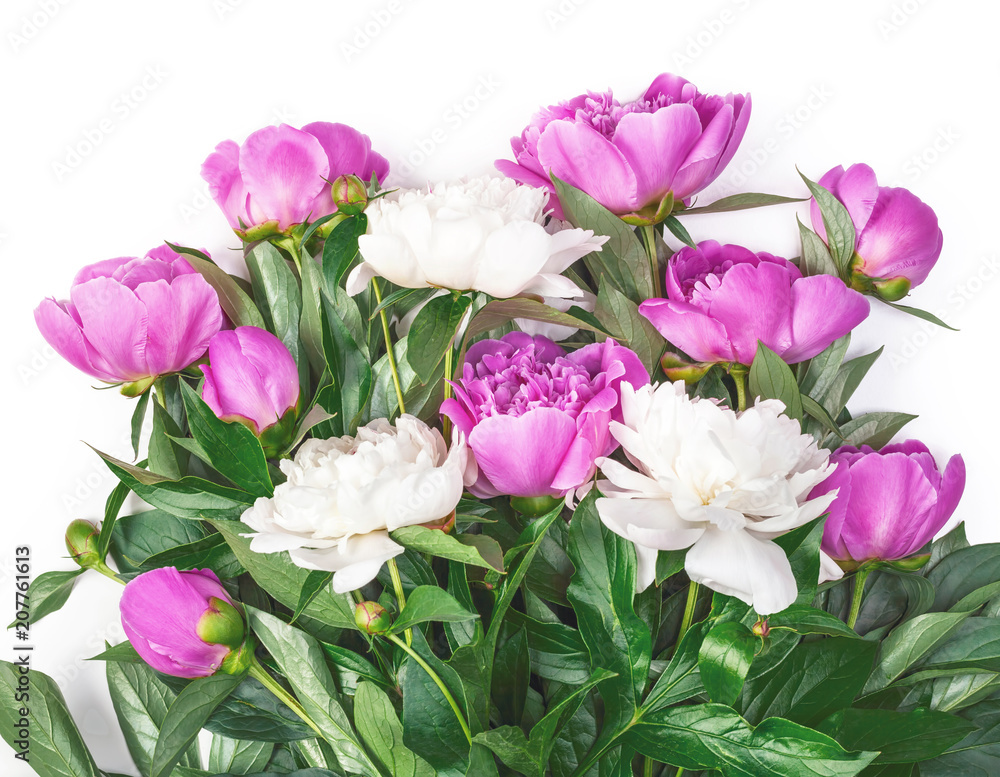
[354,601,392,635]
[65,519,101,569]
[332,174,369,216]
[196,596,246,652]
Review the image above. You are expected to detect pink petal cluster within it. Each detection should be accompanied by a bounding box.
[809,440,965,565]
[811,163,943,296]
[639,240,870,366]
[120,568,237,678]
[200,326,300,436]
[441,333,649,499]
[496,73,749,221]
[34,246,223,384]
[202,122,389,232]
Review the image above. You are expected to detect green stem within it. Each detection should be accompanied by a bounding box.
[387,558,412,647]
[732,368,749,412]
[387,633,472,744]
[675,769,685,777]
[248,659,323,738]
[276,237,303,276]
[372,279,407,417]
[442,346,454,440]
[641,224,663,298]
[643,755,655,777]
[93,561,126,585]
[847,567,872,631]
[678,581,701,644]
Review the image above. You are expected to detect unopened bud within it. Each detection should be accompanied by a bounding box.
[332,174,369,215]
[355,601,392,635]
[65,520,101,569]
[752,618,770,638]
[510,495,562,518]
[872,276,912,302]
[661,352,711,384]
[196,596,247,652]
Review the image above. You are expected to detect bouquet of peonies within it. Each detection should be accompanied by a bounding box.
[6,73,995,777]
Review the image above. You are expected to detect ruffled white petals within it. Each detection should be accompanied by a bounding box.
[240,416,468,592]
[352,175,605,299]
[594,380,832,613]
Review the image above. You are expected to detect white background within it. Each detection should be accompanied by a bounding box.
[3,0,999,773]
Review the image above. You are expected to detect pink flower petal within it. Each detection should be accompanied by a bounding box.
[201,139,248,230]
[134,274,223,377]
[639,298,735,363]
[856,187,943,285]
[71,278,150,381]
[782,276,870,363]
[34,298,121,382]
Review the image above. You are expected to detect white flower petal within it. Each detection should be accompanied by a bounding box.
[597,497,705,551]
[685,528,798,615]
[289,531,404,593]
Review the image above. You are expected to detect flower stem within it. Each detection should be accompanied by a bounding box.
[93,560,126,585]
[677,581,701,644]
[387,558,412,647]
[846,566,872,631]
[641,224,663,298]
[387,632,472,744]
[643,755,656,777]
[248,659,323,739]
[731,367,749,412]
[371,279,406,417]
[442,346,454,440]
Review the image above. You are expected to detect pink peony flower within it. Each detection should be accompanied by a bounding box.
[811,163,944,301]
[809,440,965,567]
[496,73,749,223]
[201,122,389,233]
[440,333,649,499]
[120,568,245,678]
[639,240,870,366]
[34,245,223,389]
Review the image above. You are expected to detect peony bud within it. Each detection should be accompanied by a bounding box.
[355,601,392,635]
[200,326,300,453]
[65,520,101,569]
[752,618,770,639]
[120,567,247,678]
[510,496,562,518]
[331,174,369,215]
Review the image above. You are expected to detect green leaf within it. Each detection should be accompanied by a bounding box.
[820,708,976,764]
[406,292,472,384]
[290,571,333,625]
[245,242,304,373]
[506,611,591,685]
[816,347,883,420]
[749,342,803,419]
[391,586,480,634]
[920,619,1000,673]
[551,174,652,301]
[927,522,970,574]
[492,628,530,725]
[767,605,860,639]
[88,640,144,663]
[369,286,439,321]
[7,569,82,629]
[149,399,188,480]
[663,215,696,248]
[200,676,316,742]
[354,681,435,777]
[801,394,844,439]
[99,480,131,560]
[883,300,958,330]
[107,658,201,775]
[465,297,607,341]
[594,282,666,375]
[150,672,244,777]
[112,509,208,567]
[0,663,102,777]
[797,216,839,277]
[644,621,710,713]
[698,621,755,706]
[681,192,807,215]
[319,644,392,692]
[928,544,1000,612]
[208,734,275,775]
[474,669,616,777]
[829,412,917,450]
[799,171,856,275]
[179,381,274,497]
[211,520,355,631]
[919,699,1000,775]
[246,607,380,777]
[655,549,686,585]
[862,611,971,694]
[174,247,266,329]
[130,389,151,459]
[319,291,373,435]
[628,704,877,775]
[93,448,253,520]
[566,491,651,734]
[798,335,850,400]
[390,525,504,572]
[773,515,827,606]
[740,637,877,728]
[322,214,368,290]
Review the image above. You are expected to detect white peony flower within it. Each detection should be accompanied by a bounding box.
[595,381,837,615]
[346,175,607,299]
[241,415,470,594]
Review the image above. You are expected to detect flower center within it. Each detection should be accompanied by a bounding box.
[572,91,671,140]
